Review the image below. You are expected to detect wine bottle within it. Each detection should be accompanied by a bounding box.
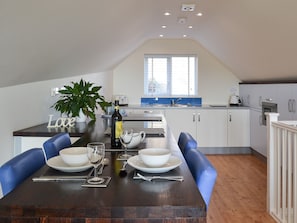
[111,100,123,148]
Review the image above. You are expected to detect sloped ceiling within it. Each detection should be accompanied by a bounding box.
[1,0,297,87]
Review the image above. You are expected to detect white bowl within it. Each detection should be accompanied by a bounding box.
[59,147,88,167]
[138,148,171,167]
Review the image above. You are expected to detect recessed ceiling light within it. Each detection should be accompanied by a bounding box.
[177,17,187,24]
[164,12,171,16]
[188,26,193,29]
[162,25,167,29]
[183,34,187,38]
[159,34,164,37]
[196,12,203,16]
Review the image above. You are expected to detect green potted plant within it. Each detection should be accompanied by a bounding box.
[52,79,111,121]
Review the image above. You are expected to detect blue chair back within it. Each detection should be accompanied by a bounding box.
[42,133,71,160]
[0,148,45,197]
[185,149,217,209]
[178,132,197,155]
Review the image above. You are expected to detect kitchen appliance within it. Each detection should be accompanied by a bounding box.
[113,95,128,106]
[229,95,241,106]
[262,101,278,125]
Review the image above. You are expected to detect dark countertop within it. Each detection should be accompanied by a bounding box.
[13,121,89,137]
[2,116,206,222]
[13,114,164,137]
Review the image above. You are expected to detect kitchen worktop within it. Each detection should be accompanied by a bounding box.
[122,104,249,109]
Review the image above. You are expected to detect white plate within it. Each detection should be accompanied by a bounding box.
[47,156,92,173]
[127,155,182,173]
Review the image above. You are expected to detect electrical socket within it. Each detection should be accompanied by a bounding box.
[50,87,59,97]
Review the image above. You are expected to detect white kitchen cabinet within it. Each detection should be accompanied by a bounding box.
[250,109,267,156]
[165,109,227,147]
[239,84,277,109]
[165,108,249,147]
[165,109,197,142]
[196,109,227,147]
[274,84,297,121]
[227,109,250,147]
[239,83,297,157]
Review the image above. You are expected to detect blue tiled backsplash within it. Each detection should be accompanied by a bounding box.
[141,97,202,106]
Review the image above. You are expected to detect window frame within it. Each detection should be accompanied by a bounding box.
[144,54,198,96]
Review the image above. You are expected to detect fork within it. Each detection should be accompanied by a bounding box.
[136,173,184,182]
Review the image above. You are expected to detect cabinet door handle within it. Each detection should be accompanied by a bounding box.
[293,99,296,113]
[195,113,200,122]
[288,99,292,112]
[259,115,263,126]
[247,95,250,106]
[229,113,232,122]
[259,96,262,106]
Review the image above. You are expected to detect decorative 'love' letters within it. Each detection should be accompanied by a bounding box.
[47,115,76,128]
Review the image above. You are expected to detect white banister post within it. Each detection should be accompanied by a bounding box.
[266,112,279,212]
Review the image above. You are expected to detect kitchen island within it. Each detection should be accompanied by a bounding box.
[12,114,165,154]
[3,115,206,222]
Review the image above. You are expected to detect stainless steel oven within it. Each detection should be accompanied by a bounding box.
[262,101,278,125]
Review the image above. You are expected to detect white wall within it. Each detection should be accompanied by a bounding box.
[0,72,112,165]
[113,39,240,105]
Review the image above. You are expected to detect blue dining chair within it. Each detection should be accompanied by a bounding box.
[177,132,197,155]
[184,148,217,209]
[0,148,45,198]
[42,132,71,161]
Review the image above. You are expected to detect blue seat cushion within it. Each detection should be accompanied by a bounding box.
[185,149,217,208]
[43,132,71,160]
[0,148,45,196]
[178,132,197,155]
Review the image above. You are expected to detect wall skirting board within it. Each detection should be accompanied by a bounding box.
[198,147,252,155]
[199,147,267,162]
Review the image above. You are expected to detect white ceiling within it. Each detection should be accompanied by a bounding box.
[1,0,297,87]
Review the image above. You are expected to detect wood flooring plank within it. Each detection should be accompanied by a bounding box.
[205,155,276,223]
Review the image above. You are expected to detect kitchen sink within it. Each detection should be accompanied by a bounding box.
[152,104,191,108]
[209,105,228,108]
[170,104,189,107]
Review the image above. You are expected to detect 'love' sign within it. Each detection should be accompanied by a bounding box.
[47,115,76,128]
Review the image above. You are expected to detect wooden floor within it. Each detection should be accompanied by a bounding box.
[206,155,276,223]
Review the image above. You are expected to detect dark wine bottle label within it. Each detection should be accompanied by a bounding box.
[115,121,123,138]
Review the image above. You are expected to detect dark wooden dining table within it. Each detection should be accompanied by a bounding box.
[1,115,206,223]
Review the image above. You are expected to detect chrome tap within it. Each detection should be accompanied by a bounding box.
[171,98,182,106]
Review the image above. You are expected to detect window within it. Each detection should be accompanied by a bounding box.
[144,54,197,96]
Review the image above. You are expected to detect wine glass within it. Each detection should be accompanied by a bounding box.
[118,130,133,160]
[86,142,105,184]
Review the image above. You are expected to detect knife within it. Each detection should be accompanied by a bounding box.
[32,175,88,182]
[33,168,95,182]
